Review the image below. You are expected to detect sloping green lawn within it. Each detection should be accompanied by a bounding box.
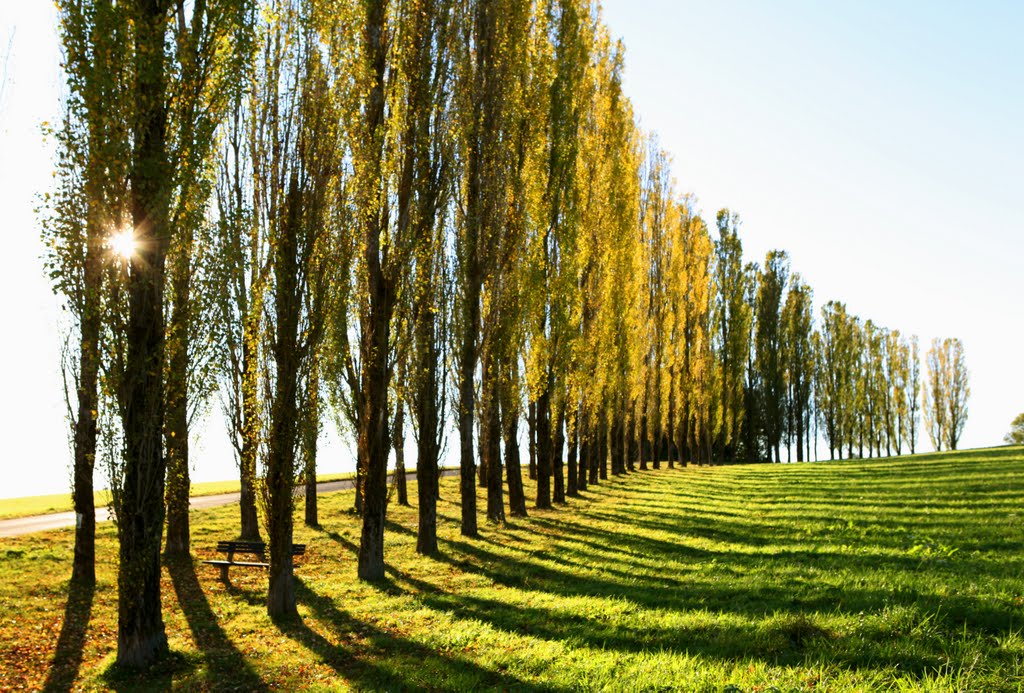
[1,447,1022,691]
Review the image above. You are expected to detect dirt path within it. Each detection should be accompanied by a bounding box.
[0,468,458,538]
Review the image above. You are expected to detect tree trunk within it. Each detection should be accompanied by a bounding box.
[393,398,409,507]
[116,0,170,667]
[566,421,578,497]
[624,417,634,472]
[356,0,393,582]
[481,351,504,523]
[639,415,648,470]
[357,245,392,580]
[795,393,804,463]
[414,255,440,554]
[414,354,440,553]
[527,400,537,480]
[599,418,609,480]
[457,283,480,534]
[577,418,589,492]
[304,353,321,526]
[164,243,191,559]
[239,311,262,541]
[612,413,626,475]
[266,175,302,619]
[503,383,527,517]
[535,390,552,509]
[71,218,101,584]
[552,408,566,504]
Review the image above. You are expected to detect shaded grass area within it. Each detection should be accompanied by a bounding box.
[1,447,1022,690]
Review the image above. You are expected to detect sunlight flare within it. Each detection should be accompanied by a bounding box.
[108,228,137,260]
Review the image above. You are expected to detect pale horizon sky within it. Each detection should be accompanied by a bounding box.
[1,2,1020,499]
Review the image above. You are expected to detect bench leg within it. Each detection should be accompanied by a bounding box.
[220,563,229,582]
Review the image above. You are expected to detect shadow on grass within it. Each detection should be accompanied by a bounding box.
[97,650,199,693]
[270,577,548,691]
[167,557,269,691]
[41,574,94,693]
[415,517,1021,678]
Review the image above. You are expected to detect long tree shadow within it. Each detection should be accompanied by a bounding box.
[271,577,551,691]
[167,557,269,691]
[41,574,95,693]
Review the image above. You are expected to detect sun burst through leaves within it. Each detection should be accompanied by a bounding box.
[108,228,137,260]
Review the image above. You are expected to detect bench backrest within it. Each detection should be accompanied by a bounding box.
[215,541,305,556]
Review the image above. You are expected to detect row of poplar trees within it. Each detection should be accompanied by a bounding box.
[41,0,966,670]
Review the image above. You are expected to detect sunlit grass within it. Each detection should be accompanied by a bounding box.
[1,447,1022,690]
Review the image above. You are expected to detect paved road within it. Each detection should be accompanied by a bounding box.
[0,468,459,539]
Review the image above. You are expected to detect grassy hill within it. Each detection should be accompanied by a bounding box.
[1,447,1022,690]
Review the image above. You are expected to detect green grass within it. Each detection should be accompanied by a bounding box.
[0,471,360,520]
[1,447,1022,691]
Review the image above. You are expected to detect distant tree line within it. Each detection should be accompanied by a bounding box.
[40,0,970,669]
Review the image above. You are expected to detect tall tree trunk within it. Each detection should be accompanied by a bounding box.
[481,351,504,523]
[613,413,626,475]
[552,408,565,504]
[71,216,101,584]
[577,416,589,492]
[266,176,302,619]
[527,400,537,480]
[457,281,481,534]
[116,0,169,666]
[590,417,602,484]
[599,417,609,480]
[164,243,191,559]
[393,398,409,507]
[795,391,804,463]
[414,254,440,554]
[622,413,630,472]
[478,408,488,488]
[566,420,578,497]
[357,0,394,581]
[639,415,648,470]
[304,354,321,526]
[239,310,262,541]
[535,390,552,509]
[503,381,527,517]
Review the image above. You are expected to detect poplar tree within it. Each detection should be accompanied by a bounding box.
[754,250,789,462]
[527,0,592,506]
[353,0,399,580]
[925,337,970,451]
[401,0,459,549]
[781,275,813,462]
[114,0,174,667]
[47,0,131,585]
[164,0,249,559]
[906,335,922,454]
[637,145,672,469]
[455,0,527,532]
[712,210,751,463]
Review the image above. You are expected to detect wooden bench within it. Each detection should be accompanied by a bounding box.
[203,540,306,581]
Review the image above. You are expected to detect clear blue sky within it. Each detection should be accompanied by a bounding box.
[0,2,1021,498]
[600,0,1023,448]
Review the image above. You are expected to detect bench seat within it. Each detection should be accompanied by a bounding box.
[203,540,305,580]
